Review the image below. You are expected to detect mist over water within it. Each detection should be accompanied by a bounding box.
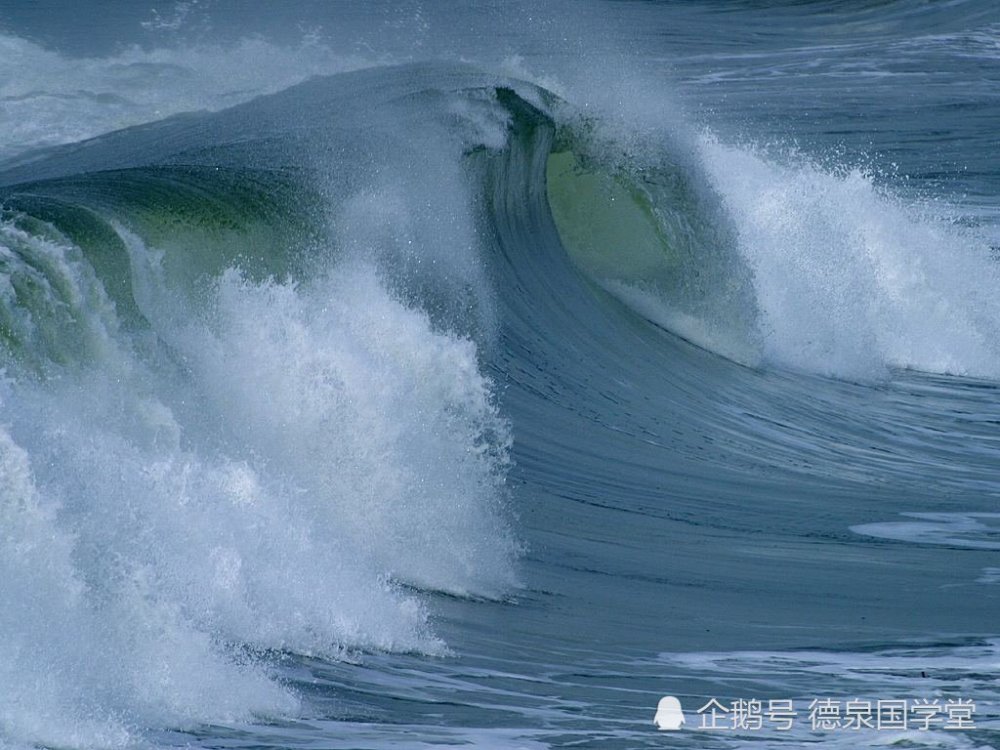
[1,1,999,748]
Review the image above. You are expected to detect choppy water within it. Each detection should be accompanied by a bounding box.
[1,1,999,748]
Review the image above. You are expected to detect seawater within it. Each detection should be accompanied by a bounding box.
[0,2,998,748]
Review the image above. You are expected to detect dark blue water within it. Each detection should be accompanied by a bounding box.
[0,2,998,748]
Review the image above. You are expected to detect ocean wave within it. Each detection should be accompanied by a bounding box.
[0,49,998,748]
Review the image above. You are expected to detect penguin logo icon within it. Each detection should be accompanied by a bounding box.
[653,695,686,730]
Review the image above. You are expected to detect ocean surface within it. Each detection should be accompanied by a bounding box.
[1,1,999,748]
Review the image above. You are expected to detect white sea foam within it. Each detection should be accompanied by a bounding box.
[698,136,1000,379]
[524,51,1000,381]
[0,218,516,746]
[852,512,1000,550]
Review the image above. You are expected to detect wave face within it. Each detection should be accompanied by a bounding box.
[1,2,1000,749]
[0,66,524,746]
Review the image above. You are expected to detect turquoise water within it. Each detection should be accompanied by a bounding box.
[1,2,999,748]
